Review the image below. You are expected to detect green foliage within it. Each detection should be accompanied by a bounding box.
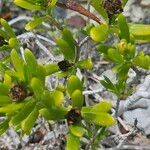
[21,107,38,134]
[71,90,84,109]
[67,75,83,95]
[31,77,44,99]
[76,58,93,70]
[66,133,80,150]
[14,0,44,10]
[56,29,76,61]
[129,24,150,42]
[0,18,16,38]
[44,63,60,75]
[90,0,109,23]
[70,125,84,137]
[90,24,109,42]
[25,16,48,31]
[81,100,115,126]
[118,14,130,42]
[133,52,150,69]
[0,1,149,149]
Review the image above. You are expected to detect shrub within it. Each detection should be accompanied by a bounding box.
[0,0,149,149]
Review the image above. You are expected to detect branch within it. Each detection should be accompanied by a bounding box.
[56,1,102,24]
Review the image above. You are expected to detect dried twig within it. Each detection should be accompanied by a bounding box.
[56,1,102,24]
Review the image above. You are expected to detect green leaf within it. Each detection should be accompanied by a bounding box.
[35,65,46,82]
[57,67,76,78]
[81,100,115,126]
[56,38,75,61]
[62,28,75,51]
[133,52,150,69]
[92,113,115,126]
[96,44,110,54]
[0,19,16,38]
[25,49,37,69]
[25,16,48,31]
[66,133,80,150]
[122,0,128,6]
[21,107,38,134]
[129,24,150,42]
[70,125,84,137]
[0,83,9,95]
[44,63,60,76]
[3,74,12,87]
[118,14,130,42]
[100,76,116,92]
[30,77,43,99]
[8,38,20,49]
[0,29,9,40]
[71,90,84,109]
[0,45,11,51]
[90,24,109,42]
[90,0,109,23]
[51,90,64,106]
[81,106,115,126]
[23,63,32,83]
[24,49,37,73]
[116,64,130,81]
[56,84,66,92]
[41,91,53,108]
[39,107,68,120]
[14,0,43,10]
[10,100,36,126]
[0,103,24,113]
[67,75,83,95]
[0,96,12,106]
[0,119,9,135]
[42,90,64,107]
[92,100,112,113]
[48,0,57,9]
[10,49,24,80]
[108,48,123,63]
[76,58,93,70]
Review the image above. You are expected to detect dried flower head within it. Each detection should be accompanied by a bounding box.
[58,60,73,72]
[9,84,27,102]
[66,108,82,125]
[102,0,123,19]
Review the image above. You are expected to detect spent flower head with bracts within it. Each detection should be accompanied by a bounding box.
[102,0,123,19]
[9,84,28,102]
[58,60,74,72]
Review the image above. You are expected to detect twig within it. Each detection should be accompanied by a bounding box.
[35,39,55,60]
[115,98,120,119]
[56,1,102,24]
[8,15,32,25]
[8,15,50,28]
[79,36,91,48]
[17,32,56,46]
[83,89,103,95]
[116,129,137,149]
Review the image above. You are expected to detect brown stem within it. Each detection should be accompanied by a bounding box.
[56,1,102,24]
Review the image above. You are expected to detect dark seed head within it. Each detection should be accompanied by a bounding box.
[102,0,123,19]
[29,130,44,143]
[66,108,82,125]
[58,60,73,72]
[9,84,27,102]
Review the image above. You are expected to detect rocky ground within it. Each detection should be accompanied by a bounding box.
[0,0,150,149]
